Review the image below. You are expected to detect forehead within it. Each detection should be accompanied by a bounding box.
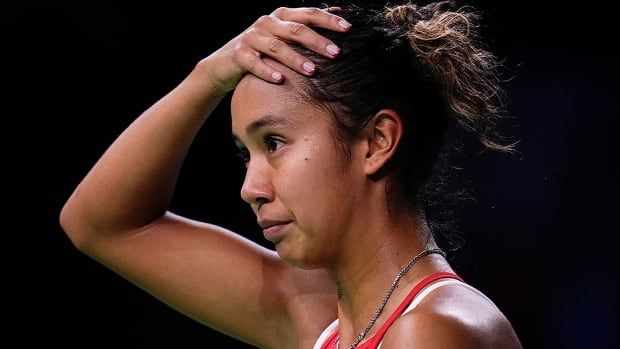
[230,61,327,136]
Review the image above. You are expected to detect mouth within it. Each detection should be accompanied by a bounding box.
[258,218,291,229]
[261,221,292,242]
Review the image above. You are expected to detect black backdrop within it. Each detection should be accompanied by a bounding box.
[6,1,618,348]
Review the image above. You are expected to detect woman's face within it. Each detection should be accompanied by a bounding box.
[230,68,366,268]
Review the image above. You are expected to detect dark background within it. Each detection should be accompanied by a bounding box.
[6,0,618,348]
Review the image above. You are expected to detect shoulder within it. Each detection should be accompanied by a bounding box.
[380,281,523,349]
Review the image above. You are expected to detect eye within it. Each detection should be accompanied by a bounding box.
[264,136,285,153]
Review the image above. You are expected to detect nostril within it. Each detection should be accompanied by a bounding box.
[256,197,268,210]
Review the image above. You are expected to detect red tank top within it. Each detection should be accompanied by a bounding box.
[320,272,463,349]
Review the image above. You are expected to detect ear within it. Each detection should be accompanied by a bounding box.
[362,109,404,175]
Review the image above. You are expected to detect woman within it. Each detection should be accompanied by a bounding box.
[60,1,523,348]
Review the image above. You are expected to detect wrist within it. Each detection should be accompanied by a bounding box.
[193,55,237,96]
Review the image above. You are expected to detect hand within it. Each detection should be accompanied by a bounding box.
[201,6,351,92]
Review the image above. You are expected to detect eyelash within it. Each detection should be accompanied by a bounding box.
[235,135,285,166]
[264,135,284,153]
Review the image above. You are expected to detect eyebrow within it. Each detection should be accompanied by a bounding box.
[231,115,297,143]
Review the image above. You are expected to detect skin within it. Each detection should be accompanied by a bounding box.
[59,6,522,349]
[231,70,358,268]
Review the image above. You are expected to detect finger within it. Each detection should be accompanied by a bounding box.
[255,13,345,59]
[258,37,316,76]
[252,34,317,76]
[273,19,342,59]
[272,7,352,32]
[232,46,285,83]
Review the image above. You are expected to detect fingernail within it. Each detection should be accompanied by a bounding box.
[272,71,282,81]
[338,19,351,29]
[302,61,315,73]
[326,44,340,56]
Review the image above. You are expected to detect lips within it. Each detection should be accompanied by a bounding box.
[257,219,291,230]
[258,219,292,242]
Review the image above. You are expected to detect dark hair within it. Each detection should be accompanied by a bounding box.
[292,1,519,252]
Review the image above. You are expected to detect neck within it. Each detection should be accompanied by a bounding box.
[327,201,451,346]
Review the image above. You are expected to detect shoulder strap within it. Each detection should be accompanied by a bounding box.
[359,272,463,348]
[315,319,339,349]
[314,272,463,349]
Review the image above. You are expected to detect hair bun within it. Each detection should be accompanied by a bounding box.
[385,3,422,28]
[385,1,454,28]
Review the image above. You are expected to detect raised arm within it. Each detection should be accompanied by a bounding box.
[59,7,348,348]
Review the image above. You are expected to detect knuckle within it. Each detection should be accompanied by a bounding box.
[246,54,260,69]
[268,38,282,53]
[314,38,324,50]
[305,7,318,15]
[288,22,305,35]
[272,7,287,17]
[256,15,272,27]
[231,46,243,62]
[241,28,256,41]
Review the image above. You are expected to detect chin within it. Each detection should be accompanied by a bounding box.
[275,242,323,270]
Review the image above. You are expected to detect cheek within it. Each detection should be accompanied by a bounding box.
[277,144,352,223]
[287,139,345,196]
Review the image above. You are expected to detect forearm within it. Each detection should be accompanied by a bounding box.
[60,6,347,246]
[60,59,226,241]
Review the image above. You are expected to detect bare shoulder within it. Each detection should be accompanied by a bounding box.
[380,282,523,349]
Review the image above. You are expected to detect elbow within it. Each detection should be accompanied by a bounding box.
[59,197,96,252]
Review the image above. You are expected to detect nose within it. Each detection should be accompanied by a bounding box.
[240,159,273,209]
